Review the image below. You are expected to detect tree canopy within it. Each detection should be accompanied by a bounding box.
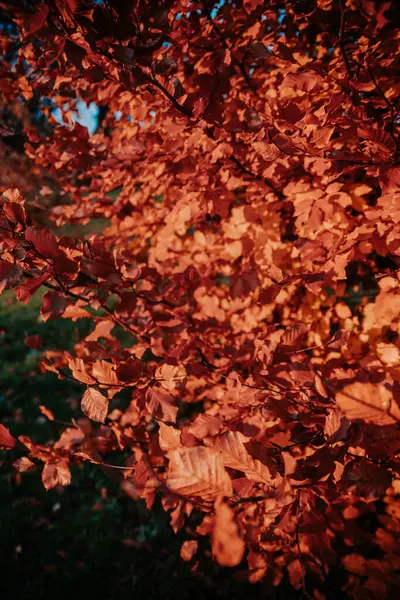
[1,1,400,597]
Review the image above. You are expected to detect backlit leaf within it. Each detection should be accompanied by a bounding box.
[81,388,109,423]
[207,431,274,486]
[167,447,233,500]
[335,382,400,425]
[42,460,71,490]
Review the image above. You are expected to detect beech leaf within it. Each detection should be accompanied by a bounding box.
[81,388,109,423]
[207,431,274,486]
[42,460,71,490]
[167,447,233,500]
[335,382,400,425]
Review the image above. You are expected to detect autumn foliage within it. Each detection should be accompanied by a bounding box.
[1,0,400,597]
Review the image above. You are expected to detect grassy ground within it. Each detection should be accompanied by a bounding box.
[1,290,292,600]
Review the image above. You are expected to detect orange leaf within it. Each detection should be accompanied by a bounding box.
[81,388,109,423]
[39,405,55,421]
[335,382,400,425]
[158,422,181,451]
[13,457,35,472]
[91,360,119,386]
[180,540,198,562]
[207,431,274,485]
[167,446,233,500]
[155,363,186,391]
[42,460,71,490]
[212,498,245,567]
[68,358,96,385]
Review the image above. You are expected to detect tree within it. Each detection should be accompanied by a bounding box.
[1,0,400,597]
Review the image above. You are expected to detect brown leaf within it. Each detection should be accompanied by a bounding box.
[42,460,71,490]
[281,323,309,346]
[207,431,274,485]
[212,498,245,567]
[68,358,96,385]
[146,388,178,423]
[167,447,233,500]
[282,451,297,476]
[86,320,114,342]
[335,382,400,425]
[252,141,281,162]
[342,459,391,502]
[92,360,119,386]
[189,414,223,439]
[81,388,109,423]
[324,409,350,442]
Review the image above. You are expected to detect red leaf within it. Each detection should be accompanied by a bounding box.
[342,459,391,502]
[281,71,320,92]
[15,272,49,304]
[0,262,23,294]
[23,3,49,35]
[0,424,16,449]
[25,334,43,350]
[41,292,67,321]
[25,226,59,259]
[3,202,27,226]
